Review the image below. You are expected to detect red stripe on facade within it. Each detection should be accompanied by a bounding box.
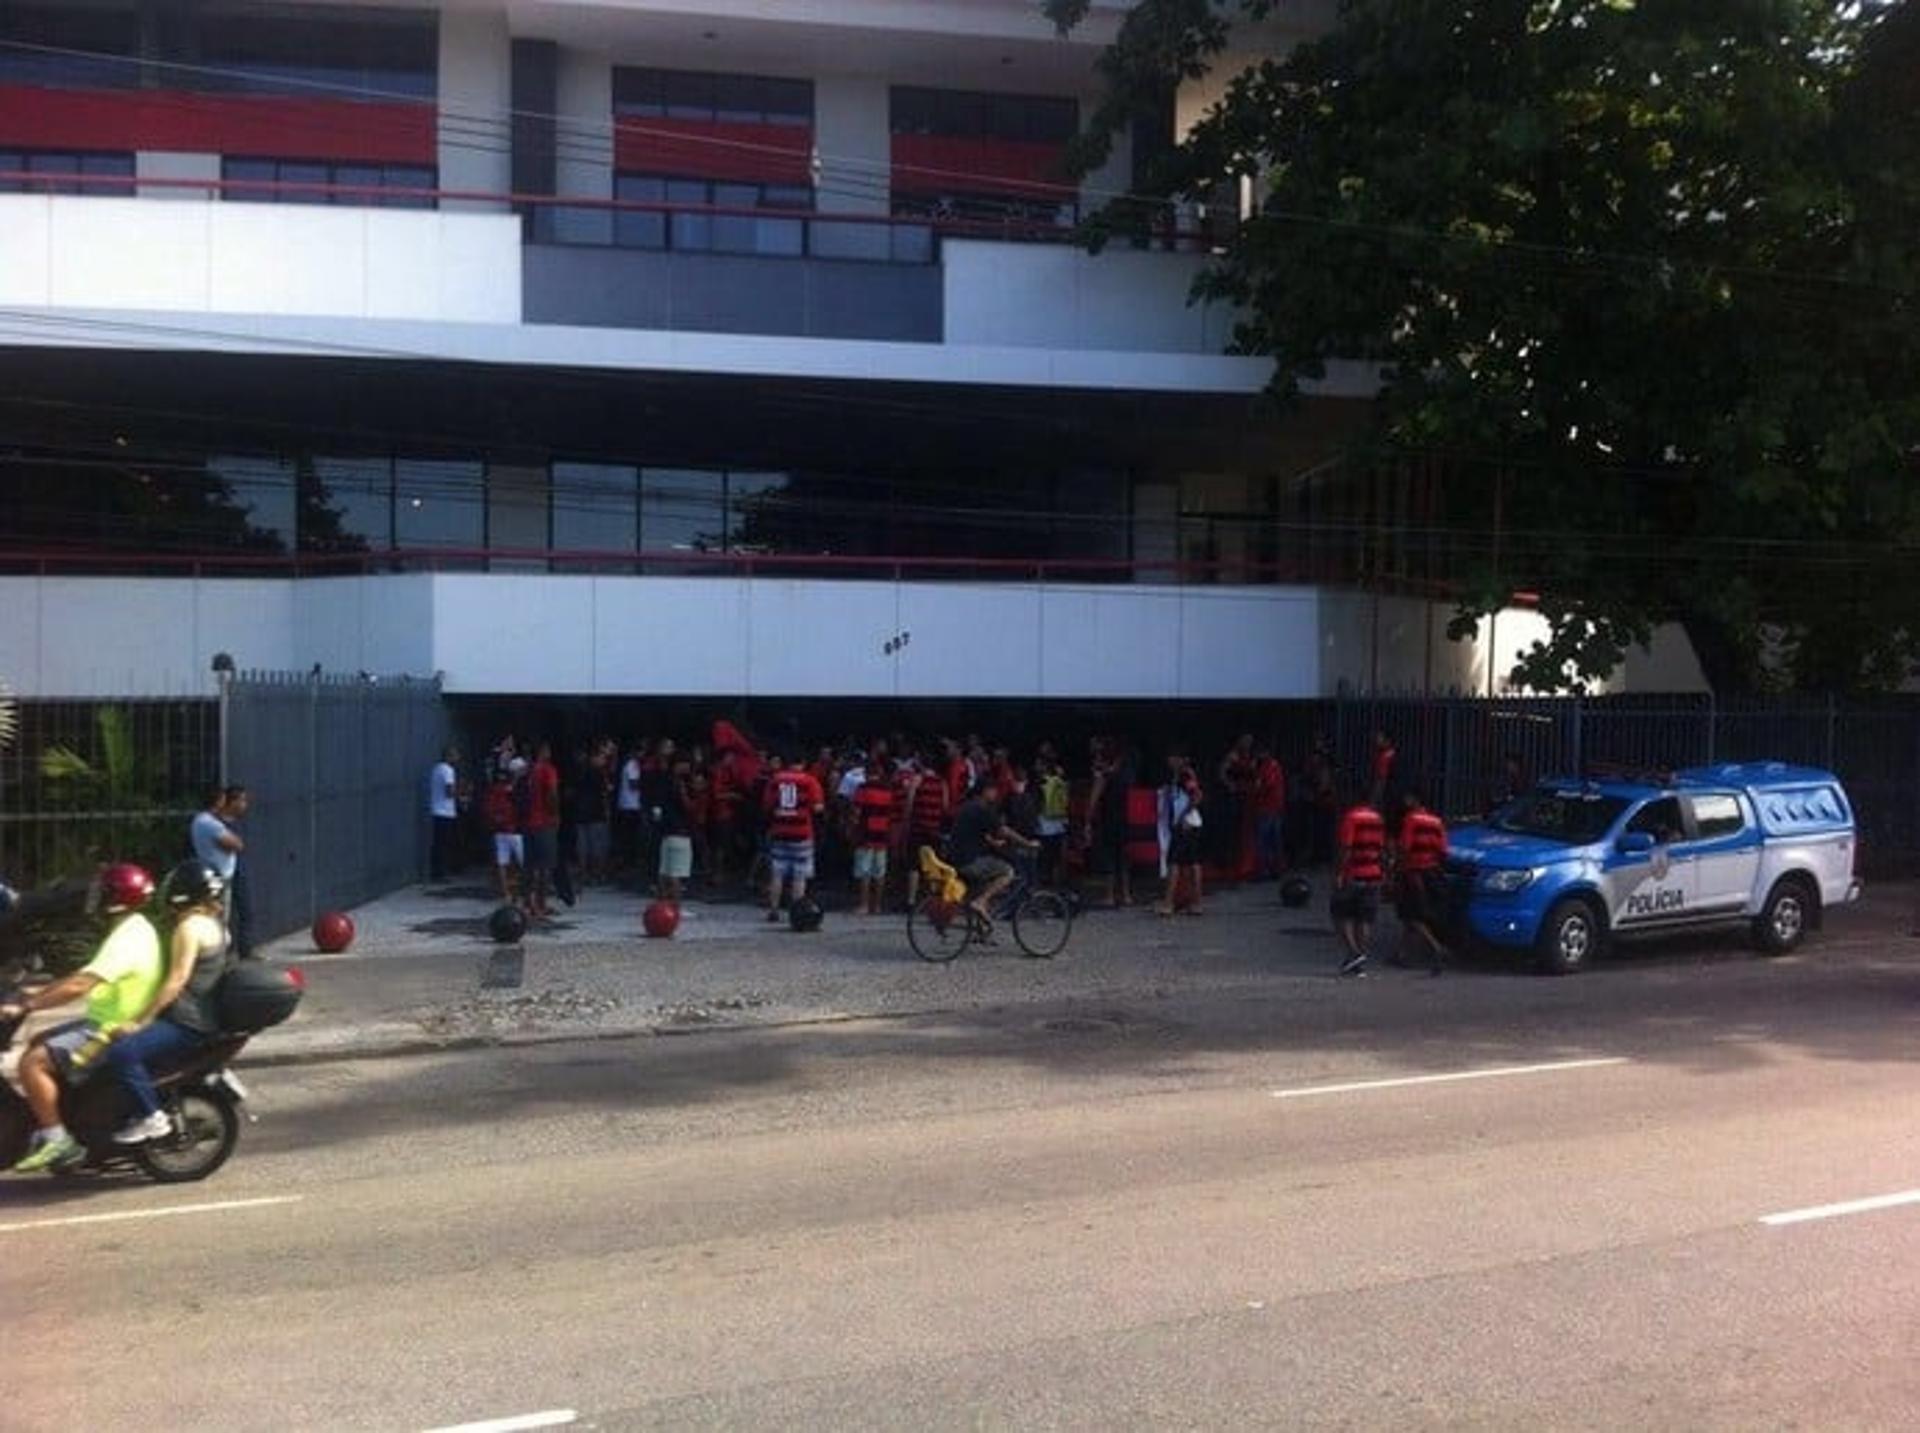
[612,117,812,184]
[889,134,1072,198]
[0,86,434,164]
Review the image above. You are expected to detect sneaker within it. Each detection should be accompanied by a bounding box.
[1338,953,1368,978]
[12,1133,81,1173]
[111,1111,173,1145]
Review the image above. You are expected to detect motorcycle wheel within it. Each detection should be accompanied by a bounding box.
[135,1088,239,1184]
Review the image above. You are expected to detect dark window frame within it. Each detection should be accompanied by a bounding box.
[221,156,436,208]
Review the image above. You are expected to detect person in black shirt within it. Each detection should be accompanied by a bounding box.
[949,778,1036,928]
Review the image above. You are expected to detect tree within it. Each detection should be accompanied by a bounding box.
[1049,0,1920,692]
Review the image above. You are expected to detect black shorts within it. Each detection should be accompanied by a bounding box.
[1396,870,1444,925]
[1331,881,1381,923]
[1169,826,1203,866]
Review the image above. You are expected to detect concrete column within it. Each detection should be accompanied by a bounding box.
[136,150,219,200]
[553,48,614,246]
[812,73,891,259]
[438,7,513,212]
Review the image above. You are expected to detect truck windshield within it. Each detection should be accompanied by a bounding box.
[1494,790,1629,844]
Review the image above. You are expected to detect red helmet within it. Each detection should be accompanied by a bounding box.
[96,863,156,916]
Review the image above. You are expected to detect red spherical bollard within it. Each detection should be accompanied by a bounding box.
[643,900,681,939]
[311,911,355,954]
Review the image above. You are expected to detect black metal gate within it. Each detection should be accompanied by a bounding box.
[223,670,448,941]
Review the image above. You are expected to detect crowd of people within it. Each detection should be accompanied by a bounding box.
[429,721,1482,960]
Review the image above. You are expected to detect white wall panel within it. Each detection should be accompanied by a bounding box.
[745,581,899,696]
[1175,588,1319,698]
[1036,587,1181,698]
[590,577,752,695]
[428,575,593,692]
[49,197,210,312]
[895,586,1043,697]
[943,240,1233,354]
[0,197,50,307]
[211,206,368,317]
[1,574,1704,698]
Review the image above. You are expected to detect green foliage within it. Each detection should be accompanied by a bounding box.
[1057,0,1920,691]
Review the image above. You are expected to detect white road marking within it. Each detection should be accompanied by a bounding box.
[0,1194,301,1235]
[423,1413,578,1433]
[1760,1189,1920,1228]
[1271,1056,1629,1100]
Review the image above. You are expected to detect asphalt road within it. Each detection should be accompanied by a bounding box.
[5,939,1920,1430]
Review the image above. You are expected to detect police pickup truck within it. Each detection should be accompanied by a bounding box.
[1447,764,1860,974]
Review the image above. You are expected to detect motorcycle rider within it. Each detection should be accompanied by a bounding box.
[1,863,163,1172]
[104,861,236,1145]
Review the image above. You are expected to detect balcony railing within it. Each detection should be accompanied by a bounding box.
[0,544,1457,599]
[0,170,1220,266]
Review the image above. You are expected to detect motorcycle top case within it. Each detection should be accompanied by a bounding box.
[215,962,304,1031]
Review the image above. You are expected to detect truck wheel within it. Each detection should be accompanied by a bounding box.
[1753,877,1814,956]
[1536,898,1602,975]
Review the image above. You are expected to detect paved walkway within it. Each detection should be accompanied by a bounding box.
[244,874,1920,1065]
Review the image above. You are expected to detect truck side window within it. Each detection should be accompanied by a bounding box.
[1689,793,1745,840]
[1626,796,1683,844]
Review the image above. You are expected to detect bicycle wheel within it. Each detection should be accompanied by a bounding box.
[1012,888,1074,958]
[908,896,971,963]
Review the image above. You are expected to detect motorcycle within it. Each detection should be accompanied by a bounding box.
[0,963,304,1184]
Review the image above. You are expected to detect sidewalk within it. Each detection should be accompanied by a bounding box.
[246,875,1920,1066]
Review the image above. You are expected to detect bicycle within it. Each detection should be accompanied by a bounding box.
[907,847,1075,962]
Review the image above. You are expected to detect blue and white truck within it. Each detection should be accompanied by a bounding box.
[1447,763,1860,973]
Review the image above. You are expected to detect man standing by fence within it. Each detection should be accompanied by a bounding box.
[427,746,461,883]
[190,785,251,957]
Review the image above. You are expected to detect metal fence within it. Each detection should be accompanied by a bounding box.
[224,670,449,941]
[1317,692,1920,876]
[0,697,219,888]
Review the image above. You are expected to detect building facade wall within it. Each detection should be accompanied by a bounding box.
[0,573,1699,700]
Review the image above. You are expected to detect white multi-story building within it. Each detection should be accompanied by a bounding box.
[0,0,1705,703]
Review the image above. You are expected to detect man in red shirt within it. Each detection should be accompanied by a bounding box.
[902,752,952,913]
[1252,745,1287,879]
[524,741,562,919]
[762,752,825,922]
[1393,790,1451,974]
[1333,797,1388,976]
[852,756,896,915]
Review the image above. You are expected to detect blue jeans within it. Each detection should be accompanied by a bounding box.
[1257,813,1285,876]
[107,1019,210,1119]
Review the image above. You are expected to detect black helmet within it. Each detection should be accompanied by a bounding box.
[163,860,226,910]
[788,896,824,933]
[1280,874,1313,908]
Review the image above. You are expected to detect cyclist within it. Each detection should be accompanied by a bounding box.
[948,777,1037,933]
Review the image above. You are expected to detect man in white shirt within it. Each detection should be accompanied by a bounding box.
[428,746,461,882]
[615,740,644,879]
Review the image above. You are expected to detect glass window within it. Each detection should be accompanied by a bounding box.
[891,87,1077,144]
[304,458,391,552]
[1626,797,1686,843]
[219,158,436,207]
[641,467,725,568]
[762,77,813,125]
[395,459,484,550]
[552,463,638,555]
[612,67,665,116]
[613,174,666,248]
[667,178,711,251]
[0,4,139,89]
[664,70,715,120]
[222,157,274,201]
[1689,793,1746,840]
[192,10,437,98]
[208,455,296,553]
[381,165,434,209]
[22,150,134,196]
[710,181,759,254]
